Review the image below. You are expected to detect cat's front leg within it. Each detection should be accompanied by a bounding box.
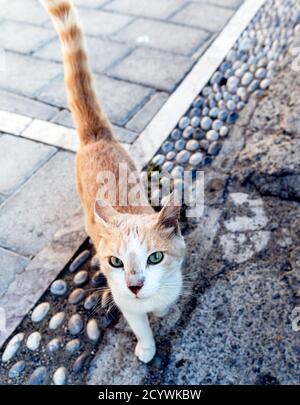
[122,311,156,363]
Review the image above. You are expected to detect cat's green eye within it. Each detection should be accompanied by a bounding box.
[109,256,124,268]
[147,251,164,265]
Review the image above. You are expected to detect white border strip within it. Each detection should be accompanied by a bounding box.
[0,0,265,161]
[129,0,267,170]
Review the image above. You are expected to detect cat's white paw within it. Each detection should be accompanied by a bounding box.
[135,342,156,363]
[153,307,169,318]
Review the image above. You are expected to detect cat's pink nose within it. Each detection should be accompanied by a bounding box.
[128,284,143,295]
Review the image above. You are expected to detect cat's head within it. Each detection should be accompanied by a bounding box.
[94,197,186,301]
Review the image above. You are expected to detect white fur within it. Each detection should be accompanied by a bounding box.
[100,232,184,363]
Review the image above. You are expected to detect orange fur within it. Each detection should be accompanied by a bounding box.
[41,0,154,249]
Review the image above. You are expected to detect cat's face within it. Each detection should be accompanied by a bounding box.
[94,200,185,301]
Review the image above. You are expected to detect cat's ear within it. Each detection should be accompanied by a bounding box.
[94,200,117,235]
[155,192,181,237]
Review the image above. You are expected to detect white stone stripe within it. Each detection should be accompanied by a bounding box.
[22,119,79,152]
[129,0,267,170]
[0,110,32,135]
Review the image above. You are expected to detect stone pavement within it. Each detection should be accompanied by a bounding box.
[2,0,300,386]
[0,1,244,305]
[88,50,300,385]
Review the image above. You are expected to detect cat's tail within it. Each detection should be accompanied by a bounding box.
[40,0,112,146]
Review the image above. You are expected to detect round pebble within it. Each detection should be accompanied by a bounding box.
[68,288,85,305]
[210,71,223,85]
[226,100,236,111]
[152,154,165,167]
[69,250,90,273]
[101,291,111,308]
[190,116,200,128]
[202,106,209,116]
[28,366,47,385]
[91,271,106,288]
[206,130,219,142]
[68,314,83,336]
[237,87,247,101]
[50,279,67,296]
[53,367,67,385]
[208,141,222,156]
[260,78,271,89]
[192,96,204,109]
[102,307,120,327]
[255,67,267,79]
[227,76,240,93]
[31,302,50,322]
[178,116,190,130]
[176,150,190,164]
[220,126,229,137]
[73,352,89,374]
[86,319,100,342]
[73,270,88,286]
[8,360,26,379]
[65,339,81,354]
[189,152,203,167]
[47,337,63,353]
[26,332,42,351]
[202,86,212,96]
[218,110,228,121]
[90,254,100,269]
[161,141,173,153]
[182,126,194,139]
[166,151,176,160]
[199,139,209,151]
[248,79,260,92]
[237,101,245,110]
[170,129,181,141]
[200,117,212,131]
[209,107,219,118]
[49,312,65,330]
[189,107,201,117]
[212,119,223,131]
[220,61,230,72]
[171,166,184,179]
[2,333,24,362]
[227,112,239,124]
[186,140,199,152]
[193,128,205,140]
[241,72,253,86]
[162,161,173,172]
[174,139,186,151]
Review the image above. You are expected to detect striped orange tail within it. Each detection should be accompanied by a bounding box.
[40,0,112,146]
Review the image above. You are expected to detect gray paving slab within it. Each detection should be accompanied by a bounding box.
[0,52,61,98]
[126,91,169,133]
[0,0,49,26]
[73,0,110,8]
[104,0,187,19]
[194,0,243,9]
[0,134,57,199]
[0,20,55,54]
[113,18,209,56]
[109,48,193,91]
[37,74,153,126]
[0,90,58,121]
[0,247,30,298]
[0,208,85,349]
[34,36,133,74]
[77,8,133,36]
[171,3,235,32]
[0,151,80,257]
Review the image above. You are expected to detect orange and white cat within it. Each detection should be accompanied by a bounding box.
[41,0,185,363]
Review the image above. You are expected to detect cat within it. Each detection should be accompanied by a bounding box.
[41,0,186,363]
